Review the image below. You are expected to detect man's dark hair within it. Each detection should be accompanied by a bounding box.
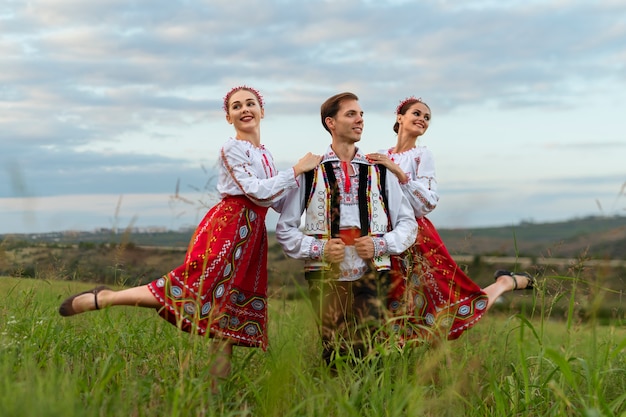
[320,92,359,134]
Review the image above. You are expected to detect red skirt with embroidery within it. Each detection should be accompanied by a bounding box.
[148,196,270,349]
[388,217,488,342]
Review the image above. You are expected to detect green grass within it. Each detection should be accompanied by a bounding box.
[1,276,625,417]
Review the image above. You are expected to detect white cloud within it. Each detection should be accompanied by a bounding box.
[1,0,625,232]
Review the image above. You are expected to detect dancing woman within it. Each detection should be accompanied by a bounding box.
[59,86,322,388]
[367,97,534,343]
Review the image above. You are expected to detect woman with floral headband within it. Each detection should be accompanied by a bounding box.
[59,85,322,389]
[367,97,534,344]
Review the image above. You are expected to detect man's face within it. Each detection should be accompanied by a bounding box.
[326,99,364,144]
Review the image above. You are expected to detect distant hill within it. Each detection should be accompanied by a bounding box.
[3,215,624,259]
[436,215,626,259]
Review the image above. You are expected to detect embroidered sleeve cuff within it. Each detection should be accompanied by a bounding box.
[309,239,325,261]
[372,237,388,257]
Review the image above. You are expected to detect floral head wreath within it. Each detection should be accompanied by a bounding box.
[395,96,423,115]
[222,85,264,113]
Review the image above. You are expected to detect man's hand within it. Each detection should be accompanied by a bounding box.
[324,238,346,263]
[354,236,375,260]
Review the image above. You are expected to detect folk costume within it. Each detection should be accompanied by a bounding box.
[148,138,299,350]
[276,146,417,361]
[383,145,489,342]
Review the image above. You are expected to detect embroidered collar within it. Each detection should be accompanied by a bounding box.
[322,146,371,165]
[229,136,266,150]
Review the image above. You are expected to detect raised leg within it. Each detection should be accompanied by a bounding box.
[483,271,535,310]
[59,285,160,316]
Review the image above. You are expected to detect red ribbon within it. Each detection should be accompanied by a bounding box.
[341,161,351,193]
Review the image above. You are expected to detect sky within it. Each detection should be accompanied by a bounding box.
[2,0,625,234]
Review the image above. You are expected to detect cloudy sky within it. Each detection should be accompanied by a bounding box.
[2,0,625,234]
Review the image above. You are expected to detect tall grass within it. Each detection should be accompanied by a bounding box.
[0,274,624,417]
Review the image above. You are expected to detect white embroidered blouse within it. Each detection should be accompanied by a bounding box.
[383,145,439,218]
[217,137,298,211]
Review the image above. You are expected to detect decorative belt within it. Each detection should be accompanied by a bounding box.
[338,227,362,245]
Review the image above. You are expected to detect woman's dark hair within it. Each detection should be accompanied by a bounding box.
[394,97,430,133]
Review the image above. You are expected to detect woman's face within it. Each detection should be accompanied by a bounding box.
[398,102,430,137]
[225,89,264,133]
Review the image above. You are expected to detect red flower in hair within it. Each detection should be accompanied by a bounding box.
[223,85,264,113]
[395,96,422,115]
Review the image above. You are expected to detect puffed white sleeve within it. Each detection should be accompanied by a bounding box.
[382,174,419,254]
[401,148,439,217]
[221,140,298,208]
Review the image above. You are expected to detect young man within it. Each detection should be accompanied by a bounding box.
[275,92,418,364]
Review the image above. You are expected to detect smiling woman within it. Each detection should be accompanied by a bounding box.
[57,85,322,393]
[368,96,535,344]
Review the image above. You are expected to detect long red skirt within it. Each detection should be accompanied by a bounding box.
[148,196,270,349]
[388,217,488,342]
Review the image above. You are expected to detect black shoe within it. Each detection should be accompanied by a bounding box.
[59,286,110,316]
[493,270,535,290]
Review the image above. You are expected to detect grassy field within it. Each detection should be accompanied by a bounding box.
[1,276,625,417]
